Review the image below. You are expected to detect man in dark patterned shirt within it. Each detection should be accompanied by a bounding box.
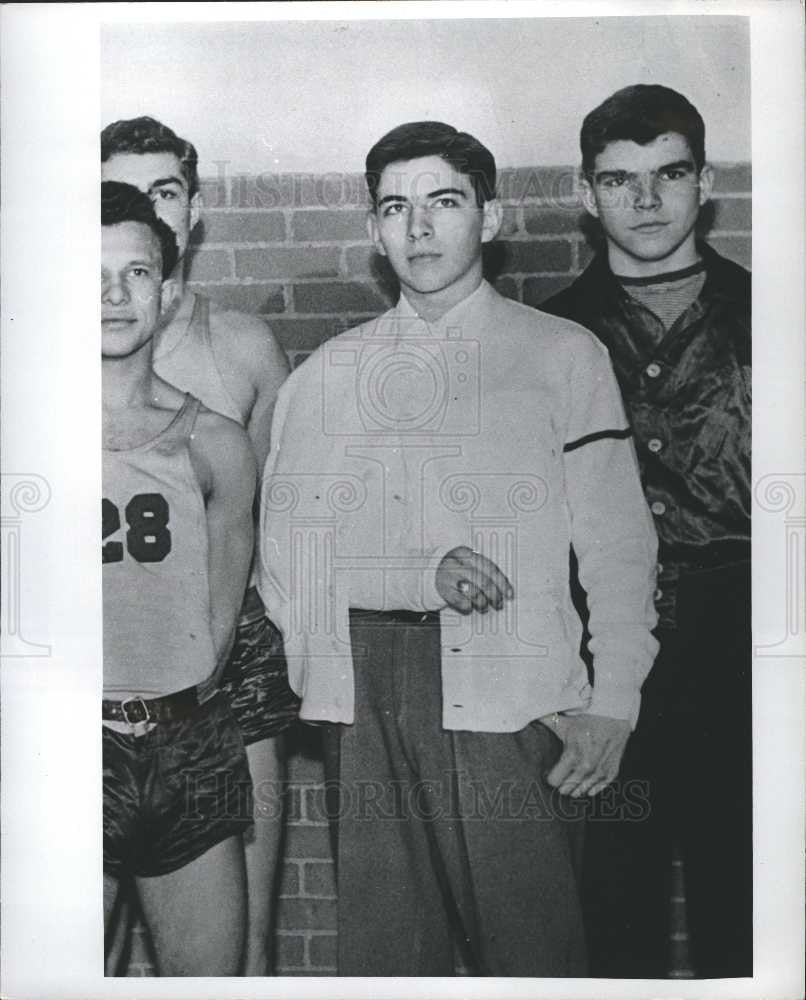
[542,84,751,979]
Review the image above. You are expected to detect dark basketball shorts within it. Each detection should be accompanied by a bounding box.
[218,587,300,746]
[103,693,253,879]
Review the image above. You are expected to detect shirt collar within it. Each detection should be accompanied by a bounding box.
[395,279,495,333]
[589,241,737,305]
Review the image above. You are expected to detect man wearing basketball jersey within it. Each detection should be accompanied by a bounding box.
[101,116,298,974]
[102,181,256,975]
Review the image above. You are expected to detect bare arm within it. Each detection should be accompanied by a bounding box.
[191,412,257,674]
[244,324,290,473]
[210,310,290,473]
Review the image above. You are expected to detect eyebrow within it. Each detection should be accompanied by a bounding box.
[148,175,187,192]
[118,258,157,270]
[425,187,468,200]
[377,187,469,206]
[101,257,155,272]
[594,160,695,183]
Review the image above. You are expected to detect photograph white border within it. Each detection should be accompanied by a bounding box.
[1,2,803,998]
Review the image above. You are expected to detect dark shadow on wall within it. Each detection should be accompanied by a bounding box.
[188,217,206,251]
[483,241,508,284]
[181,218,206,281]
[369,251,400,305]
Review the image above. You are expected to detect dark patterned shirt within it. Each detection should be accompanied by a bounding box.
[542,243,750,628]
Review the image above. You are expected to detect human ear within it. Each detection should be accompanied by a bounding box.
[698,164,715,206]
[481,199,503,243]
[159,276,181,317]
[579,174,600,219]
[189,191,202,232]
[366,210,387,257]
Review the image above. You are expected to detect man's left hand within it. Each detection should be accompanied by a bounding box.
[538,713,631,797]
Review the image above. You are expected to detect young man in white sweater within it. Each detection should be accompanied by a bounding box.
[259,121,658,976]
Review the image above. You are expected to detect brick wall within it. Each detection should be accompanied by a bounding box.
[275,727,337,973]
[186,163,751,374]
[124,163,751,977]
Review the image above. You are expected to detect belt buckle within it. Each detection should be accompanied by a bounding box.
[120,696,152,726]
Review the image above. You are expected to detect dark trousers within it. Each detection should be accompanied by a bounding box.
[322,609,586,977]
[582,562,753,978]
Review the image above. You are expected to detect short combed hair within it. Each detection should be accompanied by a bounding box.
[101,116,200,198]
[101,181,179,279]
[365,121,496,208]
[580,85,706,178]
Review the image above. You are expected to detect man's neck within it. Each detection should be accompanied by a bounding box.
[153,266,193,356]
[402,268,483,323]
[171,259,187,298]
[607,236,700,280]
[102,348,156,413]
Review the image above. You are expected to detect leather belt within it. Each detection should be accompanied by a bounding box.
[102,684,211,725]
[349,608,440,626]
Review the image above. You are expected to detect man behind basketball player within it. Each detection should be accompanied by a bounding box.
[101,117,299,974]
[102,180,255,975]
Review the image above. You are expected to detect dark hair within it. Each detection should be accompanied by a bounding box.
[580,85,706,177]
[101,116,199,198]
[365,121,496,208]
[101,181,179,279]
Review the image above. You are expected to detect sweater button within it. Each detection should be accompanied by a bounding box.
[646,362,661,378]
[648,437,663,453]
[654,588,663,601]
[650,500,667,516]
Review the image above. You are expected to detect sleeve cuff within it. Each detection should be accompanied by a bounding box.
[587,674,642,729]
[422,545,452,610]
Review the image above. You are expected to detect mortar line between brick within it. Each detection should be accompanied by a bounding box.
[201,242,325,249]
[505,271,582,277]
[492,235,583,242]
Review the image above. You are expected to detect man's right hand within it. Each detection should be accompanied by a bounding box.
[435,545,514,614]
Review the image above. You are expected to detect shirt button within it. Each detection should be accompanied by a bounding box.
[648,438,663,453]
[650,500,667,516]
[657,562,664,574]
[646,362,661,378]
[654,588,663,601]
